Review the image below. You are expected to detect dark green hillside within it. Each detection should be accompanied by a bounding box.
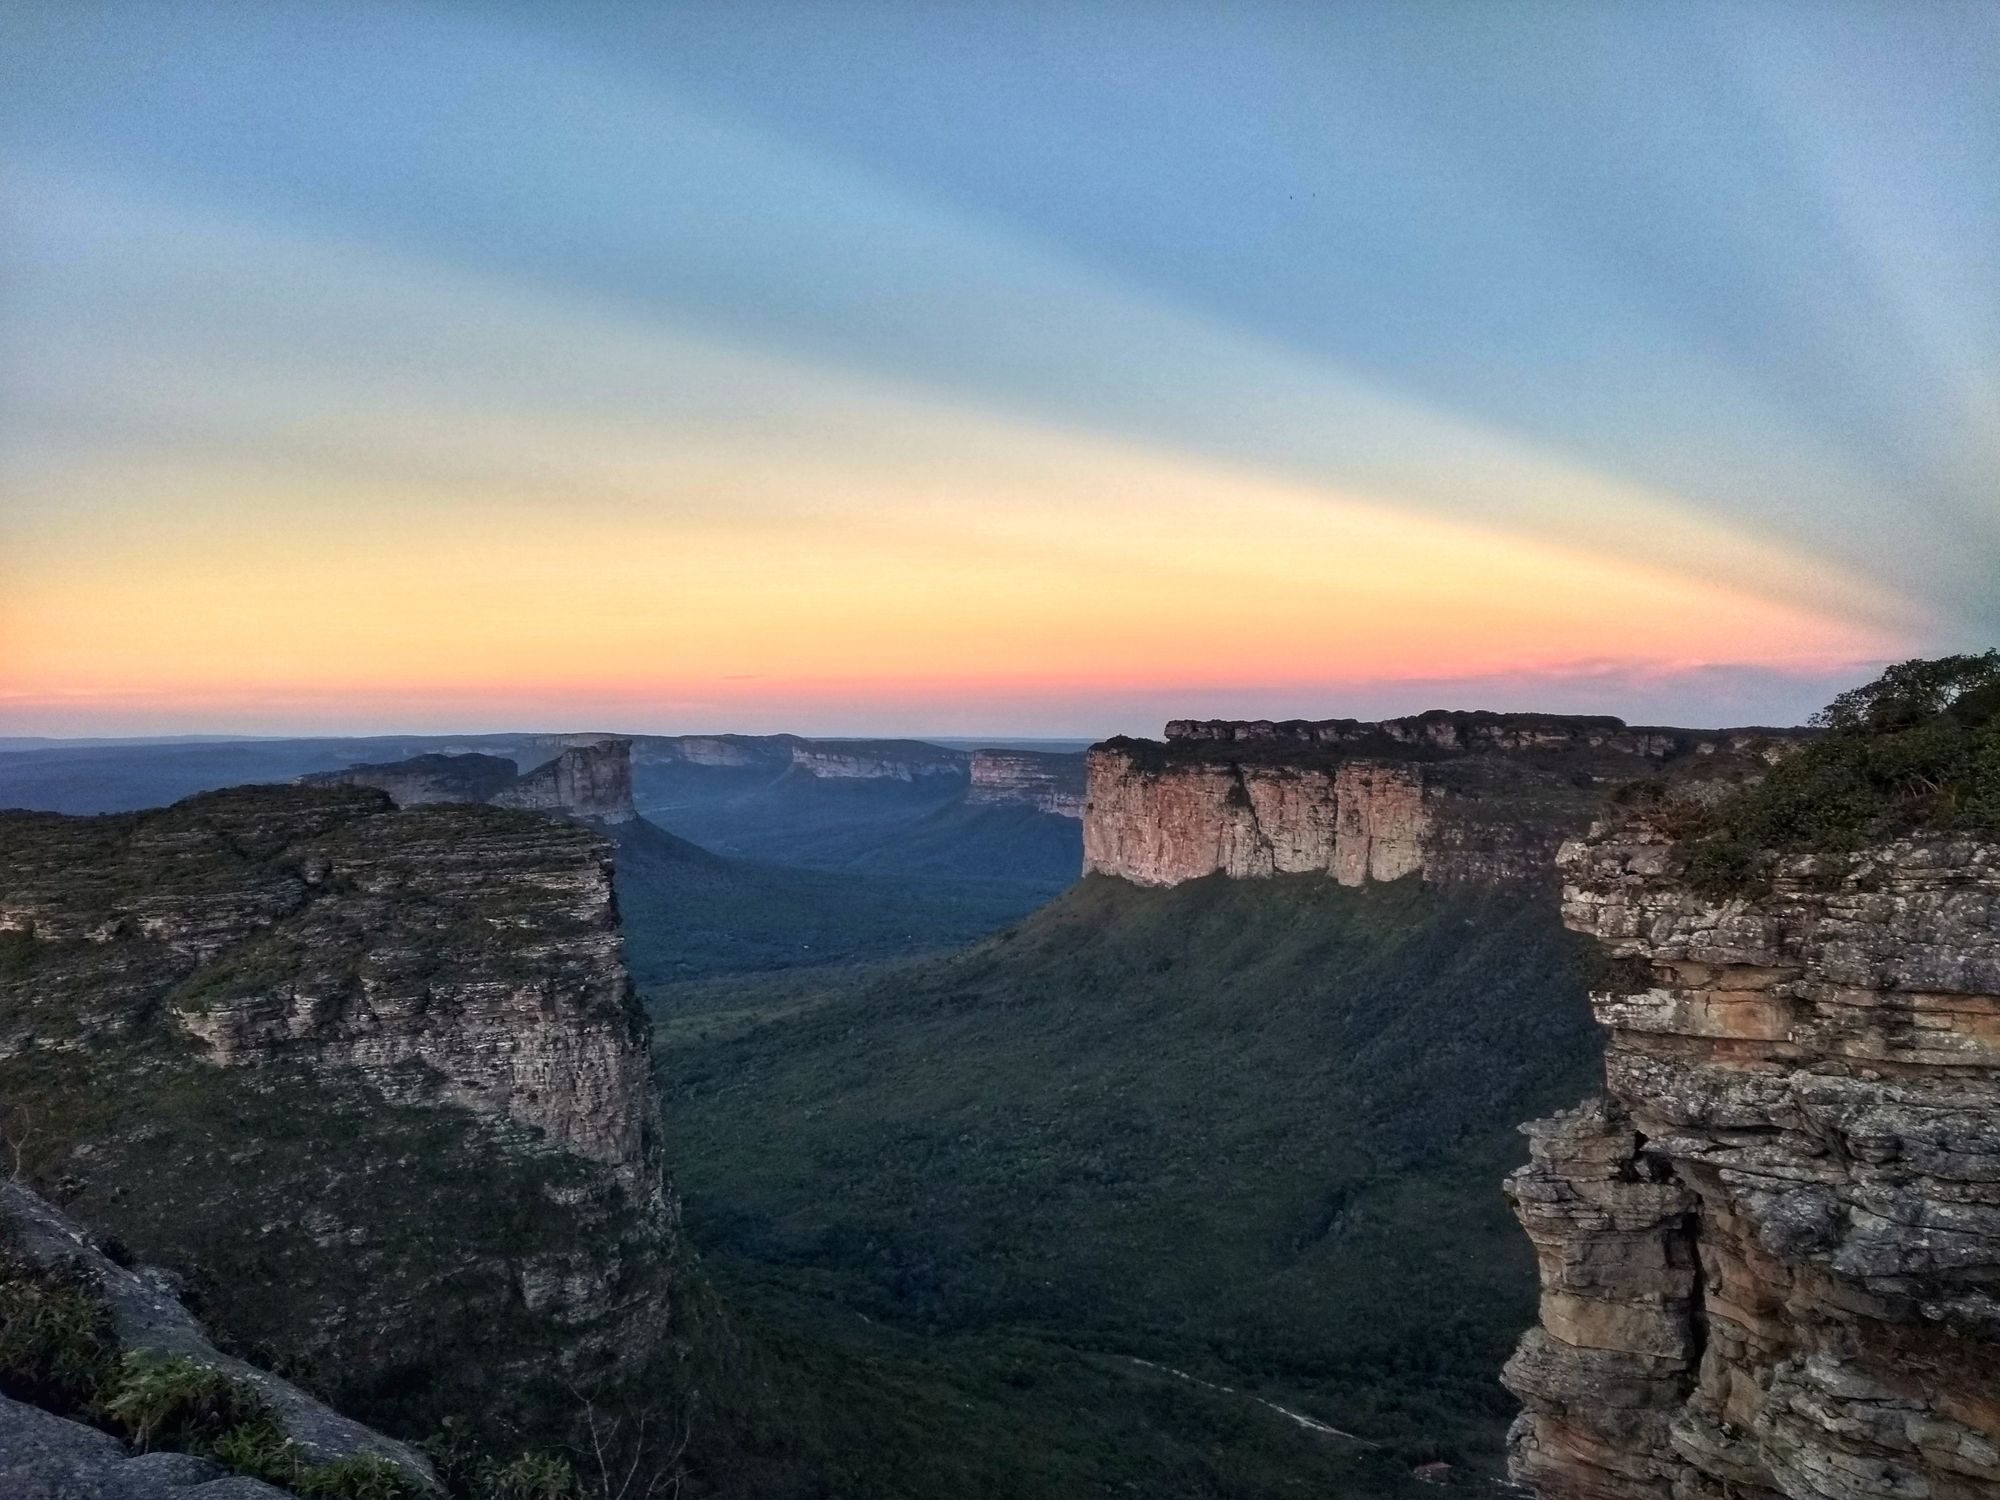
[633,762,1083,889]
[611,817,1056,983]
[653,873,1605,1494]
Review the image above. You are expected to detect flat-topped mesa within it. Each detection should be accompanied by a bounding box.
[1086,713,1799,889]
[967,749,1086,817]
[1503,823,2000,1500]
[1164,710,1682,759]
[0,785,660,1166]
[300,750,521,807]
[305,738,636,823]
[629,733,793,769]
[787,738,970,782]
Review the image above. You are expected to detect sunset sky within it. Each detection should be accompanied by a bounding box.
[3,2,1995,738]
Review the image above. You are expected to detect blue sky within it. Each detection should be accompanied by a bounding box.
[2,2,1994,736]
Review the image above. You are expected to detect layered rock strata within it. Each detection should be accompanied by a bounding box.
[967,749,1086,817]
[0,784,677,1418]
[1085,713,1795,889]
[1503,827,2000,1500]
[786,739,967,781]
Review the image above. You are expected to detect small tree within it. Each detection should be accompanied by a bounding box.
[1812,650,2000,733]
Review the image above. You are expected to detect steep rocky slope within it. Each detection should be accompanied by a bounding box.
[1505,831,2000,1500]
[1502,670,2000,1500]
[0,784,679,1442]
[1085,712,1795,889]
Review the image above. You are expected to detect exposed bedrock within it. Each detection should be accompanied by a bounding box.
[1503,828,2000,1500]
[0,1181,435,1489]
[785,739,968,781]
[0,785,678,1391]
[1083,713,1798,889]
[967,749,1086,817]
[491,737,636,823]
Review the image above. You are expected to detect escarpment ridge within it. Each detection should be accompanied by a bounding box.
[302,736,636,822]
[1506,828,2000,1500]
[967,748,1086,817]
[1084,711,1800,889]
[0,782,678,1436]
[1499,652,2000,1500]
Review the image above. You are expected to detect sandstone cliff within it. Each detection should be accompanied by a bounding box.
[1502,827,2000,1500]
[786,738,967,782]
[0,783,676,1437]
[966,749,1085,818]
[1085,713,1793,889]
[303,739,636,823]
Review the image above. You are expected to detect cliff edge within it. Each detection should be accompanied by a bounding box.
[1084,712,1795,889]
[0,783,676,1440]
[1503,655,2000,1500]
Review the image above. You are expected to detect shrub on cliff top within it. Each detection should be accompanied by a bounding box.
[1675,652,2000,891]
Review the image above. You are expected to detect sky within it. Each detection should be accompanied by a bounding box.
[2,1,1995,739]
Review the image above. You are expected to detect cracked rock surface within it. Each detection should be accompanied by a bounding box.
[1504,826,2000,1500]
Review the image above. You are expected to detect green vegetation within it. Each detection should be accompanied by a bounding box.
[0,1251,427,1498]
[1667,653,2000,892]
[104,1350,273,1451]
[651,873,1604,1496]
[0,1251,119,1413]
[613,817,1058,984]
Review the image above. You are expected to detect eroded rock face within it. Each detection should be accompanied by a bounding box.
[1082,714,1791,889]
[967,750,1086,818]
[1080,752,1425,886]
[492,738,636,824]
[304,740,637,823]
[295,751,520,808]
[1503,828,2000,1500]
[0,784,678,1412]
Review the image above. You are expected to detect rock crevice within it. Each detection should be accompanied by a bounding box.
[1504,828,2000,1500]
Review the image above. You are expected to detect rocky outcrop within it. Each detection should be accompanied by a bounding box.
[303,740,636,823]
[1084,715,1795,889]
[492,738,636,824]
[967,750,1085,817]
[0,784,678,1431]
[1082,753,1425,885]
[0,1182,433,1487]
[629,735,789,770]
[1503,827,2000,1500]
